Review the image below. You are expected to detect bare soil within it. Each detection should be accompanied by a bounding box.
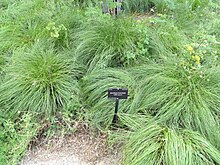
[21,123,121,165]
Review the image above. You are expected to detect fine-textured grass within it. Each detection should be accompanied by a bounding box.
[122,0,175,13]
[119,114,220,165]
[0,1,220,165]
[73,0,100,8]
[0,43,80,119]
[123,0,153,13]
[152,19,188,54]
[82,68,136,130]
[82,58,220,142]
[0,0,52,52]
[0,0,85,53]
[130,61,220,148]
[123,0,213,14]
[75,11,149,72]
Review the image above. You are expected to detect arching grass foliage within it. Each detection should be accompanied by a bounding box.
[83,59,220,147]
[75,10,150,72]
[0,1,219,165]
[119,114,220,165]
[0,44,80,119]
[82,68,136,129]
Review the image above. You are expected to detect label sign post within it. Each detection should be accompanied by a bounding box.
[108,88,128,124]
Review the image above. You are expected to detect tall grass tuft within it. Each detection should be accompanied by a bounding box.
[0,0,51,49]
[120,114,220,165]
[83,59,220,145]
[0,44,80,119]
[0,0,84,53]
[130,60,220,148]
[151,19,188,54]
[82,68,136,130]
[75,12,149,72]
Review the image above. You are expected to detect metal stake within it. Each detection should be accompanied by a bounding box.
[112,97,119,124]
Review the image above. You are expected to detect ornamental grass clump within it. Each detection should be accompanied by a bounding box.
[83,57,220,147]
[0,0,82,53]
[75,12,149,72]
[0,0,51,52]
[119,114,220,165]
[0,46,79,119]
[130,60,220,148]
[82,68,136,129]
[82,54,220,127]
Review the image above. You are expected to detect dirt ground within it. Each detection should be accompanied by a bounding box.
[21,124,121,165]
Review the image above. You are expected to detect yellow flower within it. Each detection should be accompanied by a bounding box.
[50,31,59,38]
[192,55,201,65]
[46,22,55,30]
[187,45,194,53]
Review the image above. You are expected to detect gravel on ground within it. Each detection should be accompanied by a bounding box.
[21,123,121,165]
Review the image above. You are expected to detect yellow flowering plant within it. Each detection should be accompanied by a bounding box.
[46,22,67,38]
[186,45,202,66]
[192,55,201,65]
[177,45,205,81]
[46,22,68,48]
[187,45,194,54]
